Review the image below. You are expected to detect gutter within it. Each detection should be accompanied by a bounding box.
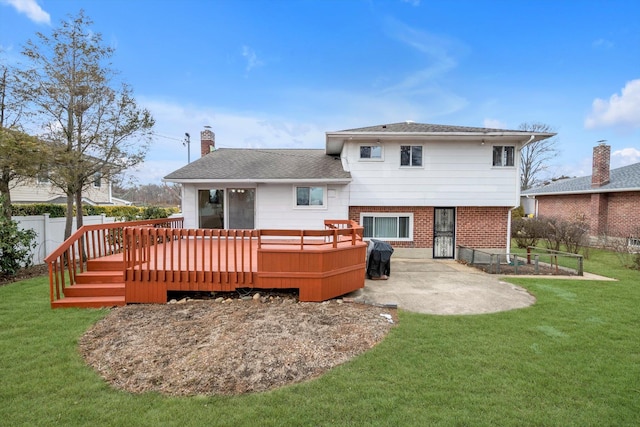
[506,135,535,260]
[162,178,352,184]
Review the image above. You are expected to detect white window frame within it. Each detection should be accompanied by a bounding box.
[293,185,327,209]
[359,144,383,161]
[400,145,423,167]
[492,145,515,167]
[360,212,413,241]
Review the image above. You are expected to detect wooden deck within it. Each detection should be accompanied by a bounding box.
[47,219,367,308]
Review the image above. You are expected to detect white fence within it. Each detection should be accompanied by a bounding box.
[13,214,117,265]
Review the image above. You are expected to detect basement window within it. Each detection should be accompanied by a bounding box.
[360,213,412,241]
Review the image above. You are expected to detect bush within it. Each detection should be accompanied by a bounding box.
[11,203,179,220]
[11,203,67,217]
[0,216,37,278]
[140,206,169,219]
[511,214,589,254]
[82,205,142,220]
[540,215,589,254]
[511,217,546,248]
[606,232,640,271]
[511,205,525,220]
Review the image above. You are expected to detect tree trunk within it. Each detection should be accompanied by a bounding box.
[0,170,11,220]
[64,192,74,241]
[75,188,84,230]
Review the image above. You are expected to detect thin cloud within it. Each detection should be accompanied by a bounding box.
[1,0,50,24]
[483,118,507,129]
[382,18,462,91]
[585,79,640,130]
[241,45,264,73]
[401,0,421,6]
[377,17,468,117]
[131,97,328,183]
[612,147,640,167]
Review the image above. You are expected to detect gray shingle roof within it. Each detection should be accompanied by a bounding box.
[164,149,350,181]
[523,162,640,195]
[337,122,532,134]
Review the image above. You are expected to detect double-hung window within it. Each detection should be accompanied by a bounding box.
[295,186,325,207]
[400,145,422,167]
[361,213,412,241]
[360,145,382,160]
[93,172,102,188]
[492,145,515,167]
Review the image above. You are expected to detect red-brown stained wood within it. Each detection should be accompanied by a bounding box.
[50,220,366,307]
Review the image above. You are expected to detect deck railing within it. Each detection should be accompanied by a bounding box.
[258,220,364,250]
[123,228,259,285]
[45,217,183,304]
[123,220,364,286]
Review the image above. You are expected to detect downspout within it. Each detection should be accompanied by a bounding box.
[507,134,535,260]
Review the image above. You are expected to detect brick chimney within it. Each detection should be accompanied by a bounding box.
[591,142,610,188]
[200,128,215,157]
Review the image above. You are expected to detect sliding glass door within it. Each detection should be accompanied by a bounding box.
[228,188,255,229]
[198,188,255,230]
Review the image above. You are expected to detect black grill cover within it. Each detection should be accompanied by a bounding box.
[366,239,394,279]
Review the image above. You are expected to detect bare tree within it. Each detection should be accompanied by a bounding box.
[17,11,155,239]
[519,122,559,190]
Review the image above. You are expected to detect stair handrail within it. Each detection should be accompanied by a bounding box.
[45,217,184,305]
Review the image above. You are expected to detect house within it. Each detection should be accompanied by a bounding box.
[11,171,127,206]
[164,122,554,258]
[522,143,640,242]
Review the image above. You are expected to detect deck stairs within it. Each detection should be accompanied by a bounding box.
[51,258,126,309]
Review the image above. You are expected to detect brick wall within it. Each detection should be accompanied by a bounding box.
[349,206,433,248]
[349,205,509,249]
[536,194,591,221]
[457,206,510,248]
[536,191,640,238]
[606,192,640,237]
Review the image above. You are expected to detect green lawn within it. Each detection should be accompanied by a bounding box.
[1,247,639,426]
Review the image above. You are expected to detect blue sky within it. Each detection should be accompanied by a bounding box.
[1,0,639,185]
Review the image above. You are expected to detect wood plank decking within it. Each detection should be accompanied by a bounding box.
[48,219,367,308]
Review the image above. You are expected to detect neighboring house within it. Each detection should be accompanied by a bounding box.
[11,171,127,206]
[522,143,640,242]
[164,123,554,258]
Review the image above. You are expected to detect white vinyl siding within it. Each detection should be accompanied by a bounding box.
[344,140,522,207]
[181,183,349,230]
[11,177,112,204]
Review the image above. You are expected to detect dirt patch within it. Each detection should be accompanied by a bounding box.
[471,263,578,276]
[79,295,396,396]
